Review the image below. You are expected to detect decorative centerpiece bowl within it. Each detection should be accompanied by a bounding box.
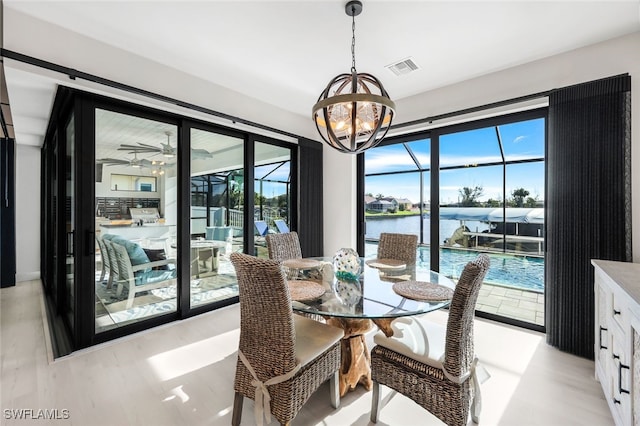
[333,247,361,282]
[333,279,362,307]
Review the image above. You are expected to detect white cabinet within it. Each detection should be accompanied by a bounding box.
[593,260,640,426]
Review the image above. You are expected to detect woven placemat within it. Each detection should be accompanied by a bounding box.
[282,258,322,269]
[288,280,325,302]
[392,281,454,302]
[365,258,406,270]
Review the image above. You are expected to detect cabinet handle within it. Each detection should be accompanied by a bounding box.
[613,309,621,316]
[599,326,608,350]
[613,353,620,360]
[614,398,621,405]
[618,363,630,395]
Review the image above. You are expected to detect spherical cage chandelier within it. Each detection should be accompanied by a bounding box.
[312,0,395,154]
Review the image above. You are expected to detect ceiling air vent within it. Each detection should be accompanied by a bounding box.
[386,57,420,76]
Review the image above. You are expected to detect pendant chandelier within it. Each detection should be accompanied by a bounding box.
[312,0,395,154]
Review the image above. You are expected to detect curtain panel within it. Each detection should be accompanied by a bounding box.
[546,74,632,359]
[297,138,324,257]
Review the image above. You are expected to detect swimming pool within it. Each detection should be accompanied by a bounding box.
[365,243,544,293]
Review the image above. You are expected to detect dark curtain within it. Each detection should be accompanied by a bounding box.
[297,138,323,257]
[546,74,632,359]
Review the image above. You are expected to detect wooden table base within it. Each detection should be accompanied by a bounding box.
[326,318,374,396]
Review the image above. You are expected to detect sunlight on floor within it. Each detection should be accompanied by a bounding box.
[473,318,544,424]
[147,329,240,382]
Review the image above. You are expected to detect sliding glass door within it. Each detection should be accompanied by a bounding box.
[254,141,292,258]
[41,86,308,354]
[189,127,244,308]
[94,109,179,332]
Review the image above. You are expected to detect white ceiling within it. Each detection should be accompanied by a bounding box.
[3,0,640,148]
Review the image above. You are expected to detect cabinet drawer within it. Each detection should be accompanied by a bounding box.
[611,289,629,331]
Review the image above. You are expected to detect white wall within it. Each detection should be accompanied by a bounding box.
[324,32,640,261]
[15,145,41,282]
[322,148,358,256]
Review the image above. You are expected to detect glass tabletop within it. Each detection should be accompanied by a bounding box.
[288,257,455,319]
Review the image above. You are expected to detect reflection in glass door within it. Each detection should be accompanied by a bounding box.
[65,116,75,328]
[94,109,178,332]
[189,128,244,308]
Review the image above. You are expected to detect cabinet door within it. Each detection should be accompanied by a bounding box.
[595,275,611,375]
[611,330,631,424]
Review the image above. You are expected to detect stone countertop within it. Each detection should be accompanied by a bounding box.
[592,259,640,306]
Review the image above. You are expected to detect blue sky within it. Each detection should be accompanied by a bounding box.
[365,118,545,205]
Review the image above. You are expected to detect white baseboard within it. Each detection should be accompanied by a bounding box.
[16,271,41,282]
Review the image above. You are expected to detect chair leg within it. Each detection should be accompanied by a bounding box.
[231,392,243,426]
[329,370,340,409]
[125,286,136,309]
[370,380,380,423]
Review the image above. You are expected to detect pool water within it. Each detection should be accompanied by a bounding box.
[425,247,544,293]
[365,243,544,293]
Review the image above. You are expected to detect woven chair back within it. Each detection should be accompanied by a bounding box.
[377,233,418,265]
[443,253,491,378]
[266,231,303,261]
[230,252,297,379]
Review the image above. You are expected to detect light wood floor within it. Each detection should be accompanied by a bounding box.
[1,280,613,425]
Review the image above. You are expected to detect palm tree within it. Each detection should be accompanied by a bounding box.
[458,186,484,207]
[511,188,530,207]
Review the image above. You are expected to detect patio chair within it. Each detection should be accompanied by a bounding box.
[254,220,269,237]
[274,219,290,233]
[377,233,418,265]
[95,236,111,287]
[102,238,120,290]
[110,239,177,308]
[230,252,343,426]
[370,254,491,426]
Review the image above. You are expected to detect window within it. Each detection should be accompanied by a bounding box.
[363,111,546,328]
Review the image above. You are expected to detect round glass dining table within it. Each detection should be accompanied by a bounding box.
[284,256,456,396]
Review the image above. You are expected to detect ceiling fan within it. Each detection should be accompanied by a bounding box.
[117,131,214,159]
[97,152,152,168]
[118,130,176,158]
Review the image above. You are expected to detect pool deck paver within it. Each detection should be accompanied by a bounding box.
[478,282,544,326]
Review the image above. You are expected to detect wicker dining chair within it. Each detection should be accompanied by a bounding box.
[376,232,418,265]
[370,254,491,426]
[230,252,343,426]
[265,231,302,261]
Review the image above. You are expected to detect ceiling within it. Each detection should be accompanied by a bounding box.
[3,0,640,149]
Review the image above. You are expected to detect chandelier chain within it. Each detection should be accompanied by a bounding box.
[351,10,356,72]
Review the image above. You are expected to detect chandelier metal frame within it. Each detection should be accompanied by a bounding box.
[312,0,395,154]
